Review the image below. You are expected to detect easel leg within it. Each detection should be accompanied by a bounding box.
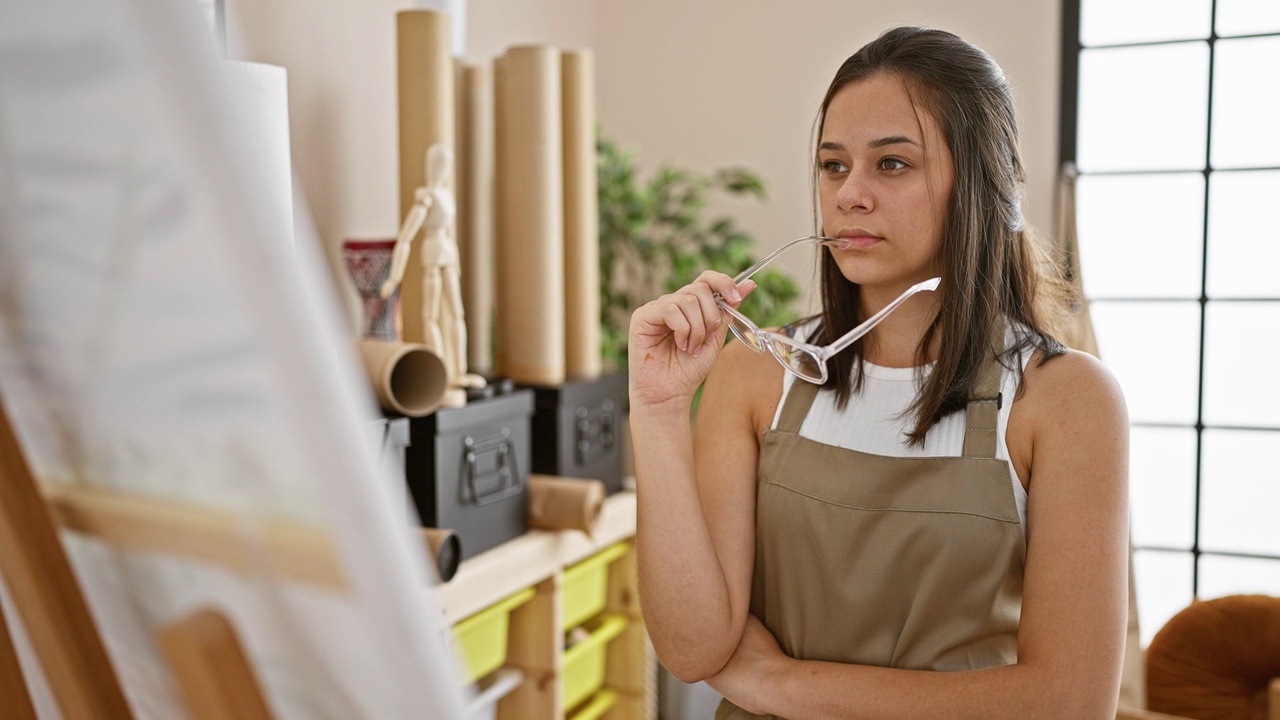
[0,398,133,719]
[0,595,38,720]
[157,608,274,720]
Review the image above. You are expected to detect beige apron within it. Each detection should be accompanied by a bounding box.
[716,357,1026,719]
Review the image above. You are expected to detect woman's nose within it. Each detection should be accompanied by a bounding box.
[835,172,873,213]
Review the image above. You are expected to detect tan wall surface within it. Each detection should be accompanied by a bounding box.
[228,0,1059,319]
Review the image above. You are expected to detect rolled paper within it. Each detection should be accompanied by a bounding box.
[526,474,605,535]
[560,49,601,380]
[455,62,494,376]
[422,528,461,583]
[494,45,565,385]
[223,61,293,246]
[396,10,455,345]
[491,55,508,378]
[356,340,448,417]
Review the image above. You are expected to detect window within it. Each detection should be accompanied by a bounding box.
[1062,0,1280,645]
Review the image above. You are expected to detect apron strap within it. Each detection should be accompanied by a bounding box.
[776,376,820,433]
[962,343,1005,459]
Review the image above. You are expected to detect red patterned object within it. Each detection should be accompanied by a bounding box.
[343,239,399,341]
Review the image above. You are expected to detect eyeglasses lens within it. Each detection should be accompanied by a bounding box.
[724,313,763,351]
[773,344,823,382]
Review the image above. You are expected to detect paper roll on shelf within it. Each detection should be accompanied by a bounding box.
[396,10,455,346]
[526,475,605,535]
[494,45,565,385]
[455,62,494,377]
[223,61,293,246]
[561,49,601,380]
[356,340,448,417]
[422,528,461,582]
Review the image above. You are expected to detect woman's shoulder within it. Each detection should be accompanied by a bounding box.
[703,333,787,435]
[1018,347,1128,429]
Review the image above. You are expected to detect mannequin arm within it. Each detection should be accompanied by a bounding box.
[380,199,429,299]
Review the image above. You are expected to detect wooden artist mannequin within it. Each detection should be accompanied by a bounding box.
[382,144,485,404]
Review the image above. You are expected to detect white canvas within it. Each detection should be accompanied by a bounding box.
[0,0,469,717]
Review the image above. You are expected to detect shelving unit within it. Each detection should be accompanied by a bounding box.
[432,491,654,720]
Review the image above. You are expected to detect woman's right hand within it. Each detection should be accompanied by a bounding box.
[628,271,756,412]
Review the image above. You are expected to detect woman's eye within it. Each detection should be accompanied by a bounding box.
[820,159,848,174]
[880,157,908,171]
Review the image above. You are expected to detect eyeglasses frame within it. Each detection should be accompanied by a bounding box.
[713,235,942,384]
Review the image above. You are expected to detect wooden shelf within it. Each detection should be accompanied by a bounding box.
[437,491,637,624]
[430,490,654,720]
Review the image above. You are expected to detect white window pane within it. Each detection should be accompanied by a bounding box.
[1207,171,1280,298]
[1134,550,1194,646]
[1077,173,1204,299]
[1130,427,1198,549]
[1203,302,1280,427]
[1217,0,1280,36]
[1091,302,1201,424]
[1199,555,1280,599]
[1200,428,1280,555]
[1078,43,1209,173]
[1081,0,1211,45]
[1211,37,1280,169]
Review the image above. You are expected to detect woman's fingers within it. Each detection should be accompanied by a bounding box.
[633,272,758,357]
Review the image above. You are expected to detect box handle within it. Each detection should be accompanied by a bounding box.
[574,400,616,465]
[463,431,524,507]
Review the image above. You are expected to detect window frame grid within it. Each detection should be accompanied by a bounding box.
[1062,0,1280,600]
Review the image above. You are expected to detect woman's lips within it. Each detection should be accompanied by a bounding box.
[834,233,882,250]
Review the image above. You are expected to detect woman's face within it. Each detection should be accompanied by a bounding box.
[818,73,954,291]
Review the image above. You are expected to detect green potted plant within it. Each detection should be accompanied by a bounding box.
[597,135,801,372]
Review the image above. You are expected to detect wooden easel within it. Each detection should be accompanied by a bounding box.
[0,393,284,719]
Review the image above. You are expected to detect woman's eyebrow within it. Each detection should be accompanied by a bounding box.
[818,136,922,152]
[869,135,921,148]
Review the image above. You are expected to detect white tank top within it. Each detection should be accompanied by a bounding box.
[770,327,1031,536]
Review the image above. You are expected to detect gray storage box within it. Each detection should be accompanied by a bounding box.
[526,373,628,495]
[366,415,415,526]
[404,390,534,561]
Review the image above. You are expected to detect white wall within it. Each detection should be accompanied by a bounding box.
[229,0,1060,314]
[595,0,1061,309]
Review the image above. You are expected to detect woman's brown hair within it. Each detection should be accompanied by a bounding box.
[810,26,1069,444]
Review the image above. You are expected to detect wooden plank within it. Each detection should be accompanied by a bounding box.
[499,575,561,720]
[45,484,346,590]
[157,608,273,720]
[0,598,38,720]
[0,401,133,719]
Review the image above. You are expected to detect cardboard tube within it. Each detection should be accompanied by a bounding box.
[456,61,494,376]
[356,340,448,417]
[491,55,508,377]
[561,49,601,379]
[396,10,455,345]
[526,475,605,535]
[422,528,461,582]
[495,45,565,385]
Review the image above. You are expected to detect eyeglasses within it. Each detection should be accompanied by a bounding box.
[714,235,941,384]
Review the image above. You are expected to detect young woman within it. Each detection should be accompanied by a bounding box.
[628,26,1130,719]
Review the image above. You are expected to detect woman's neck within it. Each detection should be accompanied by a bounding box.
[858,287,941,368]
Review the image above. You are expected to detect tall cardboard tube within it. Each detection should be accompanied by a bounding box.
[422,528,461,582]
[456,62,494,376]
[356,340,448,417]
[526,475,605,535]
[561,49,601,379]
[396,10,455,345]
[495,45,565,385]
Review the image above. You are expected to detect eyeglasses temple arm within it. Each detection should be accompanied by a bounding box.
[825,277,942,357]
[733,236,839,284]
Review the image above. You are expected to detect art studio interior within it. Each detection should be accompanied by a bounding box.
[0,0,1277,719]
